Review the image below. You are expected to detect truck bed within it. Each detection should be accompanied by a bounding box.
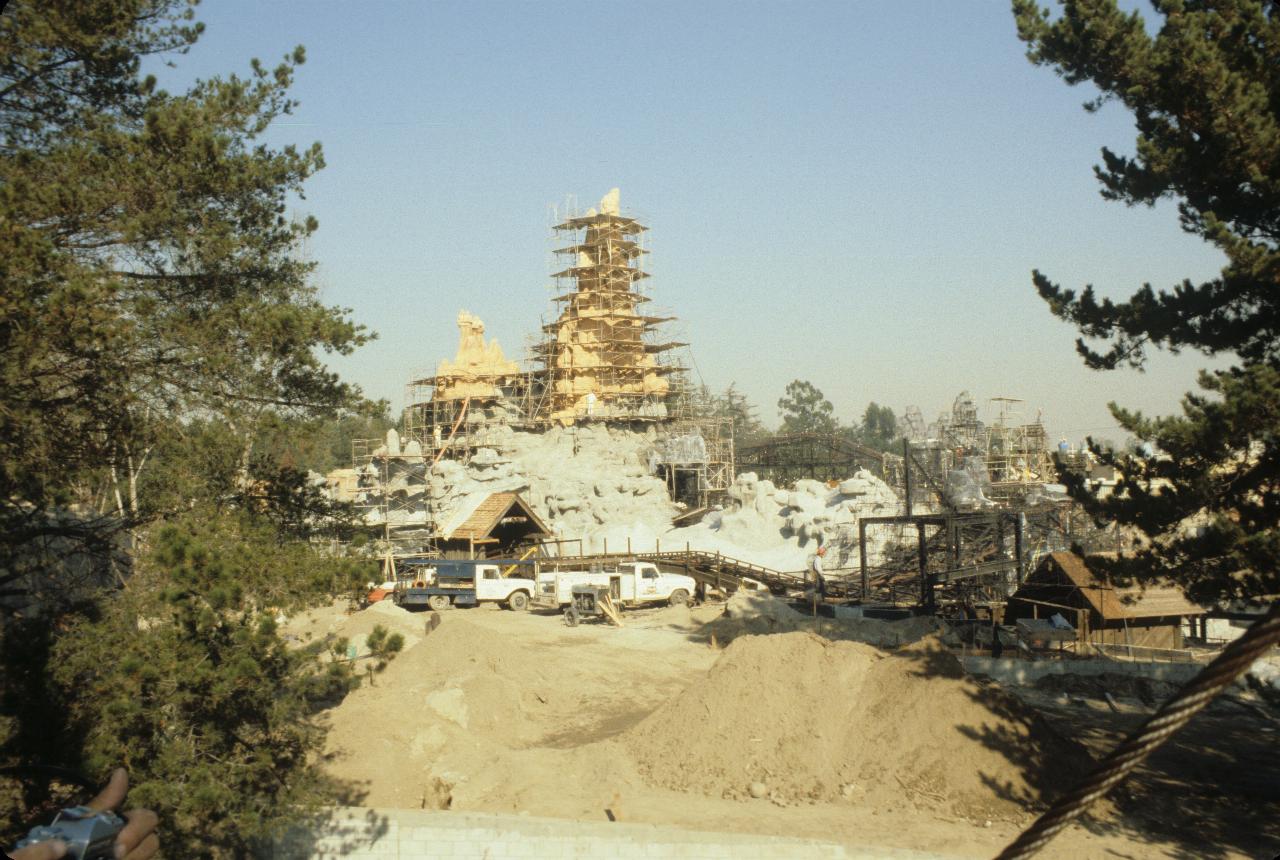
[394,587,478,607]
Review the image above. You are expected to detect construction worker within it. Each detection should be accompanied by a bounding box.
[808,545,827,615]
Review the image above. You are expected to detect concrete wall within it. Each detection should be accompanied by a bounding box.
[961,656,1202,686]
[274,807,951,860]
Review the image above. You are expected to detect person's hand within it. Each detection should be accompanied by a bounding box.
[7,768,159,860]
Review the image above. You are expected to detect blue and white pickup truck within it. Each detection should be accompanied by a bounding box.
[392,559,537,612]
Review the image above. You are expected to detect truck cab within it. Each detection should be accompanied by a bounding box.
[473,563,536,609]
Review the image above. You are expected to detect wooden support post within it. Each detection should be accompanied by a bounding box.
[918,521,932,612]
[1014,513,1025,584]
[902,438,913,517]
[858,519,869,601]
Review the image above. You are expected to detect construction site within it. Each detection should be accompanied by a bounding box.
[306,191,1279,859]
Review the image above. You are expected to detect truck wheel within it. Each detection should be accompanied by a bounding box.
[564,605,580,627]
[428,594,450,612]
[669,589,690,606]
[508,592,530,611]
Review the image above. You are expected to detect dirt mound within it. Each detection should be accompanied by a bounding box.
[707,599,959,650]
[725,589,803,623]
[339,600,428,650]
[282,598,429,658]
[646,602,695,630]
[321,613,552,806]
[623,632,1088,820]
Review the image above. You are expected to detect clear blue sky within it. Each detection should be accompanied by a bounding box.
[161,0,1226,443]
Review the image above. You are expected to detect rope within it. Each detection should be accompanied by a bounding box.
[996,600,1280,860]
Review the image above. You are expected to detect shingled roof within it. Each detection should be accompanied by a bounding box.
[446,492,550,543]
[1031,552,1205,620]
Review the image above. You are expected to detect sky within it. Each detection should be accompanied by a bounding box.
[155,0,1228,443]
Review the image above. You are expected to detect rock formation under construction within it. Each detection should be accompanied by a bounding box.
[348,190,735,547]
[539,189,679,424]
[407,188,683,441]
[432,310,520,402]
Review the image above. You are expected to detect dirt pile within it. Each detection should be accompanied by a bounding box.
[623,632,1087,820]
[322,613,555,807]
[321,608,722,810]
[725,588,804,624]
[712,592,958,649]
[280,598,428,657]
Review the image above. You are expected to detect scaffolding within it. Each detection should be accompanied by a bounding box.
[983,397,1054,503]
[653,415,736,508]
[357,190,734,535]
[901,392,1056,510]
[349,434,436,553]
[540,202,684,425]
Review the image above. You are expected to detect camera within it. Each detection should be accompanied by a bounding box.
[12,805,124,860]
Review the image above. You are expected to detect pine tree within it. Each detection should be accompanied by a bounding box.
[1014,0,1280,603]
[49,510,371,856]
[0,1,377,851]
[713,383,767,445]
[0,0,370,596]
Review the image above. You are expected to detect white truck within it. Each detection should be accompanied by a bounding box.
[392,559,537,611]
[535,561,696,609]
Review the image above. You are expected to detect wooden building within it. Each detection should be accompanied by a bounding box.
[1004,551,1205,650]
[438,492,550,559]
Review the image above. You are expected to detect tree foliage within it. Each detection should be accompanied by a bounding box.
[712,383,767,445]
[48,511,372,856]
[0,1,380,852]
[363,623,405,677]
[1014,0,1280,603]
[0,0,369,587]
[855,402,900,452]
[777,379,837,435]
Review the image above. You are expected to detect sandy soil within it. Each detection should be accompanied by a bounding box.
[309,600,1276,859]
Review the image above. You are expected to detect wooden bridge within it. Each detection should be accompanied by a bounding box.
[541,548,807,595]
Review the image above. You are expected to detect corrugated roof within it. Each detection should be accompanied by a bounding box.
[1033,552,1206,619]
[447,492,550,542]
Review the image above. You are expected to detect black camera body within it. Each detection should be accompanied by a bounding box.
[12,805,124,860]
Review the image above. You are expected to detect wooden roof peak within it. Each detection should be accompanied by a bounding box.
[447,492,550,542]
[1029,551,1206,619]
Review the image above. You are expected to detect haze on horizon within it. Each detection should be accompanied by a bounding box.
[158,1,1230,445]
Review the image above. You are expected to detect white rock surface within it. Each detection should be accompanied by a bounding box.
[664,471,904,572]
[352,426,909,573]
[427,424,678,553]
